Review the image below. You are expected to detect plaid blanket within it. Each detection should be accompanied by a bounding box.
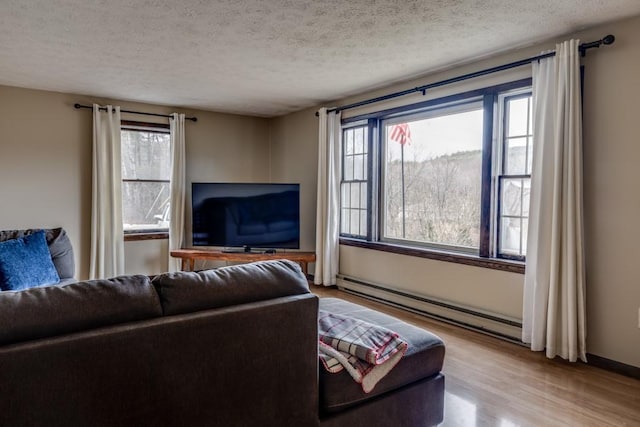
[318,310,408,393]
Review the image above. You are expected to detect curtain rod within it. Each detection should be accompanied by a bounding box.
[317,34,615,116]
[74,103,197,122]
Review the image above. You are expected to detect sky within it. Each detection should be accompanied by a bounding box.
[386,108,483,161]
[385,96,530,162]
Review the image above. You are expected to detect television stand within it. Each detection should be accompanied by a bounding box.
[170,248,316,276]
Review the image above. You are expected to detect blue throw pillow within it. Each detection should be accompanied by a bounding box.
[0,230,60,291]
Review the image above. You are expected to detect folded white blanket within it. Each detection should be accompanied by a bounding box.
[318,310,408,393]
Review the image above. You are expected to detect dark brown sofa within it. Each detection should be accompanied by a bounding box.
[0,260,444,426]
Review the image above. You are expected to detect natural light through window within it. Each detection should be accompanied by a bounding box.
[498,94,533,258]
[340,125,369,237]
[121,126,171,233]
[338,82,533,265]
[383,104,483,250]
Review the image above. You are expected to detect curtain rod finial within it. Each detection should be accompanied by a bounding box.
[74,103,81,109]
[602,34,615,45]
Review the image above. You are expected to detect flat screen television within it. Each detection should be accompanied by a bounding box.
[192,182,300,251]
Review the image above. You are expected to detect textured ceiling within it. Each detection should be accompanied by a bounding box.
[1,1,639,117]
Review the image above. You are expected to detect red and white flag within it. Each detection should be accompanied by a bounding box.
[389,123,411,145]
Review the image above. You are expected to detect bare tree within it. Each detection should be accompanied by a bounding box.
[384,149,482,248]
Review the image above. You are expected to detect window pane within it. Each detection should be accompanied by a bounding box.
[360,182,367,207]
[345,129,354,155]
[383,107,483,249]
[505,137,527,175]
[341,208,349,234]
[344,155,354,180]
[526,136,533,174]
[528,98,533,134]
[522,218,529,256]
[507,97,529,137]
[354,154,364,180]
[121,130,170,180]
[350,210,359,234]
[500,217,521,255]
[522,178,531,216]
[350,183,360,208]
[363,154,368,179]
[354,127,364,154]
[360,210,367,236]
[341,182,349,207]
[123,181,170,230]
[498,177,530,258]
[501,179,523,217]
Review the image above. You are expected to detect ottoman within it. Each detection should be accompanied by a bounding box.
[318,297,445,427]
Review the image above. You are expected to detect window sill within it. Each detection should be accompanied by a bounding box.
[124,232,169,242]
[339,238,525,274]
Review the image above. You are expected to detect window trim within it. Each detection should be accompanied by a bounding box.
[121,120,171,237]
[124,232,169,241]
[339,79,532,273]
[340,237,525,274]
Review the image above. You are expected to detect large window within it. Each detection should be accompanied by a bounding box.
[339,81,532,264]
[382,103,483,252]
[121,121,171,233]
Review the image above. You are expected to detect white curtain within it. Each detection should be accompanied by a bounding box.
[168,113,186,272]
[90,104,125,279]
[523,40,587,362]
[314,108,342,286]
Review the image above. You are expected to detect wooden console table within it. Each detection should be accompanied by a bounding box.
[170,249,316,275]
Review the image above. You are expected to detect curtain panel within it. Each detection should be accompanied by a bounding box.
[315,108,342,286]
[168,113,186,272]
[523,40,587,362]
[90,104,125,279]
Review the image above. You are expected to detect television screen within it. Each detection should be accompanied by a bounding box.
[192,182,300,249]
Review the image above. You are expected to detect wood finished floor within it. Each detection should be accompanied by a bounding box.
[311,285,640,427]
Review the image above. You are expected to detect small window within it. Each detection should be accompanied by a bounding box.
[121,121,171,233]
[340,124,369,238]
[497,94,533,259]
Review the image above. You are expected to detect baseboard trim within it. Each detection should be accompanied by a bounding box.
[587,353,640,380]
[343,286,525,345]
[339,275,521,327]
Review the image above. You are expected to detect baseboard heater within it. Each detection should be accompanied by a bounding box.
[336,274,524,344]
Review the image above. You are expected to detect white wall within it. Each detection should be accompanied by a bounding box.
[270,107,319,253]
[124,239,168,276]
[0,86,92,278]
[580,17,640,369]
[270,15,640,368]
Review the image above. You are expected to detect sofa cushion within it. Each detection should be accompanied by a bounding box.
[0,275,162,346]
[318,297,445,414]
[0,228,75,280]
[0,231,60,291]
[152,259,310,316]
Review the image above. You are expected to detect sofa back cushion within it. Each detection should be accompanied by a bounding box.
[152,259,310,316]
[0,275,162,346]
[0,228,75,280]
